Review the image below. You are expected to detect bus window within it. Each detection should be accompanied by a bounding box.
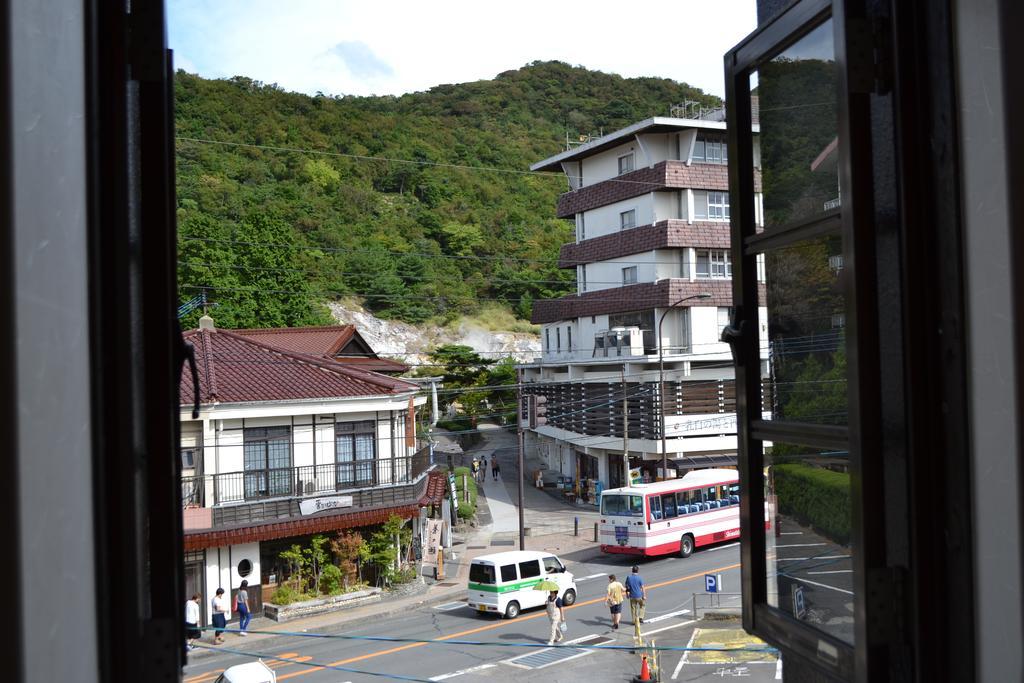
[676,491,691,514]
[706,486,718,501]
[661,493,678,518]
[602,494,644,517]
[650,495,663,521]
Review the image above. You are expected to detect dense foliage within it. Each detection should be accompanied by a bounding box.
[773,462,851,545]
[174,61,718,327]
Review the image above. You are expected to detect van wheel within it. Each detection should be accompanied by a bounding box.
[679,534,694,558]
[504,601,521,619]
[562,589,577,606]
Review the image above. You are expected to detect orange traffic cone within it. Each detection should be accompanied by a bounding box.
[636,654,651,682]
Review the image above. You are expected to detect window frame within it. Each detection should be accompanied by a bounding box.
[619,208,637,230]
[622,266,638,285]
[243,426,293,499]
[335,419,377,488]
[618,152,635,175]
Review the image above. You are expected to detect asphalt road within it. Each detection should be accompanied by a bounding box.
[181,543,782,683]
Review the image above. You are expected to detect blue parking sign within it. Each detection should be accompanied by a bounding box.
[705,574,719,593]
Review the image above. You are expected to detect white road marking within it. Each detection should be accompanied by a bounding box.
[776,657,784,679]
[644,618,697,637]
[672,628,700,679]
[780,531,803,535]
[433,601,467,611]
[502,633,604,670]
[777,554,850,562]
[429,664,497,681]
[775,543,827,548]
[576,573,607,581]
[807,569,853,575]
[643,608,691,624]
[789,575,855,595]
[703,542,740,552]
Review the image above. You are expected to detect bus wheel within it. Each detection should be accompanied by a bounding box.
[562,589,577,606]
[679,534,694,558]
[504,601,521,619]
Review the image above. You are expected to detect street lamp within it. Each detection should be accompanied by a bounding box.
[658,292,712,481]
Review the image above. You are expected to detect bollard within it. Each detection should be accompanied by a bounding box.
[594,522,599,542]
[574,516,579,537]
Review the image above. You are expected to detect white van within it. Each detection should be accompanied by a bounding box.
[467,550,577,619]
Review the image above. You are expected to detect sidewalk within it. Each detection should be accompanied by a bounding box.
[188,423,602,661]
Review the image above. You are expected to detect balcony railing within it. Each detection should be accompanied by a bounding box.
[181,446,433,506]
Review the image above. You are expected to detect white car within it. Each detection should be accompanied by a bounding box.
[214,661,276,683]
[467,550,577,619]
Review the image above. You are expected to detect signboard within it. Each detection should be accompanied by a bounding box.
[447,471,459,517]
[705,573,722,593]
[629,468,643,485]
[298,495,353,516]
[792,584,806,619]
[422,519,444,570]
[615,526,630,546]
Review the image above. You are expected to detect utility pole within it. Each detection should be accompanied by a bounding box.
[517,367,526,551]
[622,367,630,487]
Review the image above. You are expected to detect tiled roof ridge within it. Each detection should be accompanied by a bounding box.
[231,324,355,335]
[214,329,418,394]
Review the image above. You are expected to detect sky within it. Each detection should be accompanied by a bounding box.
[167,0,758,100]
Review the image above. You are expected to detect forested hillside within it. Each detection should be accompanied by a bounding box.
[175,60,719,328]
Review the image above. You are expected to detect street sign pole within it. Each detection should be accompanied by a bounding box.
[517,368,525,551]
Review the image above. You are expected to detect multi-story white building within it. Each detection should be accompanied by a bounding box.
[522,114,769,496]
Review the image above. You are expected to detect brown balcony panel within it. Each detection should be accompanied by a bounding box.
[531,279,759,324]
[559,220,732,268]
[555,161,761,218]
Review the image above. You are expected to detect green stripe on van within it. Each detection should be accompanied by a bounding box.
[468,578,544,593]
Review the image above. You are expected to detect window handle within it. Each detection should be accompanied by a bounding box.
[721,319,746,367]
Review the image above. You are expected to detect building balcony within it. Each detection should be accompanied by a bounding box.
[531,278,742,324]
[555,160,761,218]
[559,220,732,268]
[180,445,433,510]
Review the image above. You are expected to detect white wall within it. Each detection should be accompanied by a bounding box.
[581,195,654,240]
[580,140,639,186]
[585,251,659,291]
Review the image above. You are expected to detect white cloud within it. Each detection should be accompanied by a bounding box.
[168,0,757,98]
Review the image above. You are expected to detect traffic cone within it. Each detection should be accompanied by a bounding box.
[631,654,651,682]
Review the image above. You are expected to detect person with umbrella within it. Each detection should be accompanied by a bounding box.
[535,580,565,645]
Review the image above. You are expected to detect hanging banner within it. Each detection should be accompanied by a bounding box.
[406,396,417,448]
[422,519,444,570]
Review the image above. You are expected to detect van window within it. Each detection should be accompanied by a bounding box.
[519,560,541,579]
[542,556,563,574]
[500,564,517,582]
[469,563,495,585]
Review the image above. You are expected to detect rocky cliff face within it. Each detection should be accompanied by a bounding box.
[328,303,540,368]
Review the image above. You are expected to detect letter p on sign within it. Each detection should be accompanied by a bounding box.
[705,574,721,593]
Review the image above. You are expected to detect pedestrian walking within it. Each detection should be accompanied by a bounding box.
[492,459,500,480]
[545,590,566,645]
[211,588,229,644]
[185,593,202,650]
[236,580,251,636]
[625,565,646,625]
[471,458,481,483]
[606,574,625,630]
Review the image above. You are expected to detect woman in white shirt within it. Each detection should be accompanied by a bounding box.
[184,594,201,650]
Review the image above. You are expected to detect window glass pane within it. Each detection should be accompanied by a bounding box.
[519,560,541,579]
[629,495,643,514]
[756,19,839,230]
[650,495,662,520]
[765,235,847,424]
[696,251,710,277]
[243,443,265,471]
[765,441,853,645]
[500,564,518,582]
[336,435,354,462]
[354,434,375,460]
[693,139,705,161]
[661,493,678,518]
[543,556,562,574]
[470,563,495,584]
[693,192,709,220]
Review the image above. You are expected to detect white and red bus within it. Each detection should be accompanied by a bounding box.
[599,469,741,558]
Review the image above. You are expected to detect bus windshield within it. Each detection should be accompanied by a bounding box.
[601,494,644,516]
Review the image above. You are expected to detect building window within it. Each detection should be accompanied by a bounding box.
[708,191,730,220]
[180,447,196,470]
[692,133,728,164]
[243,426,292,499]
[622,266,638,285]
[618,152,634,175]
[237,559,253,578]
[717,307,734,336]
[679,307,692,354]
[829,254,844,273]
[336,420,376,488]
[577,213,585,241]
[545,328,550,351]
[620,209,636,230]
[556,327,561,351]
[567,326,572,351]
[579,265,587,292]
[695,249,732,279]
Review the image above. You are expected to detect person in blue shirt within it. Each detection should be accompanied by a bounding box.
[624,565,646,624]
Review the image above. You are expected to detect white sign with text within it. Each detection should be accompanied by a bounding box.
[299,495,354,515]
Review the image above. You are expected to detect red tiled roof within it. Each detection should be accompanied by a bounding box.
[180,328,419,406]
[233,325,409,373]
[182,503,421,551]
[418,471,448,506]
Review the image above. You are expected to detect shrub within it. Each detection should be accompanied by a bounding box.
[457,500,475,519]
[773,463,851,545]
[270,584,303,605]
[320,563,343,595]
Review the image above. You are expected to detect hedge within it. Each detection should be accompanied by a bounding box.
[452,466,478,519]
[773,463,851,545]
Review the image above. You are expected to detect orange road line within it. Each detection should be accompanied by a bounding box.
[275,562,741,681]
